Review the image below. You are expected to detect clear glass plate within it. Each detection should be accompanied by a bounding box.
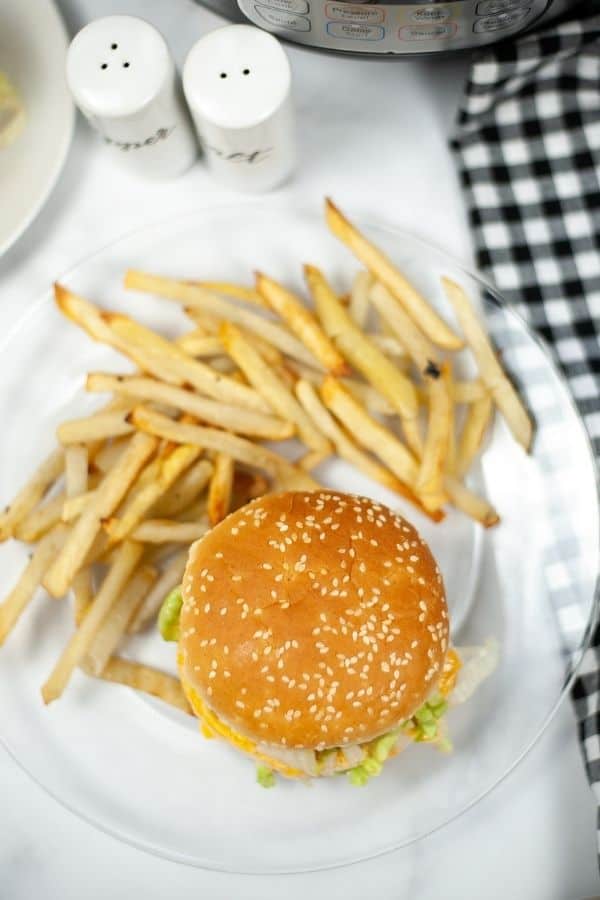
[0,206,597,873]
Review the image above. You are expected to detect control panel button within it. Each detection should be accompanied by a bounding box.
[476,0,526,13]
[473,8,529,31]
[326,21,384,40]
[326,3,384,23]
[411,7,450,23]
[254,4,311,29]
[254,0,309,13]
[399,23,457,40]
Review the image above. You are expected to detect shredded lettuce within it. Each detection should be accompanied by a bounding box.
[257,764,276,788]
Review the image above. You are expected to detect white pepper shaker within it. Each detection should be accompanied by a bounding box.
[66,16,197,179]
[183,25,294,193]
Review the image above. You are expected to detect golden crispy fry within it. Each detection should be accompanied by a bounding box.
[83,565,158,675]
[128,549,189,633]
[131,519,208,544]
[256,271,349,376]
[103,312,270,414]
[220,322,331,454]
[14,490,66,542]
[455,393,494,479]
[86,372,293,441]
[304,264,422,455]
[130,406,319,491]
[445,364,457,476]
[416,365,451,512]
[192,280,266,307]
[104,443,202,543]
[325,200,463,351]
[152,458,213,518]
[441,277,533,450]
[369,281,440,372]
[57,410,134,445]
[42,540,144,703]
[61,490,95,522]
[0,447,64,542]
[296,379,443,522]
[207,453,234,526]
[445,475,500,528]
[87,656,191,713]
[0,525,69,646]
[367,333,410,363]
[44,433,157,598]
[320,377,418,485]
[287,361,396,416]
[125,269,319,368]
[349,270,373,329]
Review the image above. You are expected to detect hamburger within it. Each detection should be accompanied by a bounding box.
[160,490,496,785]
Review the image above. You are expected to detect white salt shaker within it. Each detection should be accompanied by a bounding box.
[183,25,294,193]
[66,16,197,179]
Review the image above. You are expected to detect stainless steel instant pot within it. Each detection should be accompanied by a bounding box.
[195,0,573,56]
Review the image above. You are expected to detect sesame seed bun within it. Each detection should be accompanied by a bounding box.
[179,491,449,751]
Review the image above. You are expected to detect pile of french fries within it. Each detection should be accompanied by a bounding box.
[0,199,532,714]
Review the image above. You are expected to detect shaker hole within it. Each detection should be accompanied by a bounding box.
[101,63,108,70]
[243,68,250,75]
[123,61,130,68]
[111,43,118,50]
[220,72,227,79]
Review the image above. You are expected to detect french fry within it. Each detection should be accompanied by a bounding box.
[128,548,189,633]
[41,540,144,703]
[192,280,266,307]
[320,377,418,485]
[325,199,463,351]
[349,270,373,329]
[454,393,494,478]
[83,565,158,675]
[86,373,293,441]
[298,447,332,471]
[256,271,349,376]
[14,491,66,542]
[445,475,499,528]
[445,364,457,476]
[152,458,213,518]
[0,525,69,645]
[131,518,209,544]
[452,379,487,404]
[92,436,130,474]
[367,333,409,362]
[369,281,440,372]
[0,447,64,542]
[304,264,422,455]
[416,365,451,512]
[44,433,157,598]
[298,380,442,521]
[441,277,533,450]
[65,444,94,623]
[87,656,191,713]
[62,490,95,522]
[103,443,203,543]
[207,453,234,525]
[175,332,223,357]
[286,361,395,416]
[130,406,319,490]
[103,312,271,414]
[57,410,134,445]
[124,269,320,369]
[220,322,331,454]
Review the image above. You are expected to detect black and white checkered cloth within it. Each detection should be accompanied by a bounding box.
[450,0,600,847]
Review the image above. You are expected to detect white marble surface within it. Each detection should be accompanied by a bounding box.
[0,1,598,897]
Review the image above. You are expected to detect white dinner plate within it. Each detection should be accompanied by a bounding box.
[0,0,74,255]
[0,206,597,873]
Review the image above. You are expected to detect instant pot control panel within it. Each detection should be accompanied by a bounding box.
[235,0,551,54]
